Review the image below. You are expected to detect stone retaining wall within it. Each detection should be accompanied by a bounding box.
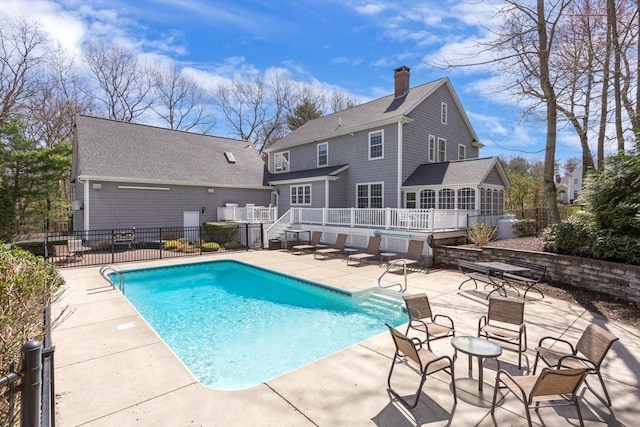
[434,245,640,304]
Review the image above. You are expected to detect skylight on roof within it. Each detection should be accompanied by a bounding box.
[224,152,236,163]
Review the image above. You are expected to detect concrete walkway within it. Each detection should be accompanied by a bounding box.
[54,250,640,426]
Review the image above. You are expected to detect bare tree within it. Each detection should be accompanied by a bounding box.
[83,42,153,121]
[216,71,295,153]
[328,90,359,113]
[25,46,93,147]
[151,63,215,133]
[0,17,48,126]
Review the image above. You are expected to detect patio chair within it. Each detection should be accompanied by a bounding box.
[386,324,456,409]
[53,244,77,263]
[478,295,527,368]
[314,233,347,259]
[346,236,381,266]
[390,239,427,271]
[291,231,322,254]
[491,367,589,427]
[533,323,619,407]
[403,293,455,347]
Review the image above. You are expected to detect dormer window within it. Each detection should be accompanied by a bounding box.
[274,151,290,172]
[224,152,236,163]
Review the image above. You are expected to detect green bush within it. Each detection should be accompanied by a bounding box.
[542,214,595,256]
[224,241,243,250]
[201,242,220,252]
[512,219,537,237]
[203,222,239,245]
[466,223,497,247]
[0,246,66,371]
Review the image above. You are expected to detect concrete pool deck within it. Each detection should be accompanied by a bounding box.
[54,249,640,426]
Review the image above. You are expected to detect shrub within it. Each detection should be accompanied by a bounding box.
[512,219,537,237]
[224,241,243,250]
[466,223,497,247]
[542,214,595,256]
[164,238,189,251]
[201,242,220,252]
[0,246,66,374]
[203,222,239,245]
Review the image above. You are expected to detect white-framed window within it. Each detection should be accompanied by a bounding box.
[438,188,455,209]
[458,144,466,160]
[317,142,328,167]
[405,192,416,208]
[290,185,311,205]
[368,130,384,160]
[437,138,446,162]
[428,135,436,162]
[274,151,290,172]
[356,182,383,208]
[441,102,448,125]
[419,189,436,209]
[457,187,475,209]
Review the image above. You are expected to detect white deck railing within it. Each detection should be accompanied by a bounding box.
[292,208,475,231]
[217,206,278,223]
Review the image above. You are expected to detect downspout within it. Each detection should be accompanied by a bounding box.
[397,119,403,207]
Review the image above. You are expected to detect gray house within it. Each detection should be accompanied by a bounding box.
[264,66,508,215]
[71,115,272,231]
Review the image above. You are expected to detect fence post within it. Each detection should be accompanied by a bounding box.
[21,340,42,427]
[159,228,163,259]
[260,223,264,249]
[245,224,249,250]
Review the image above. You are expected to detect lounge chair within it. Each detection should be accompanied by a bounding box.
[314,233,347,259]
[53,244,77,263]
[533,323,619,407]
[386,324,456,409]
[291,231,322,254]
[346,236,381,266]
[403,293,455,346]
[389,239,427,270]
[478,295,527,368]
[491,367,589,427]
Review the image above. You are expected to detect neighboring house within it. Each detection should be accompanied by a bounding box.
[71,115,272,231]
[263,66,509,215]
[555,162,583,204]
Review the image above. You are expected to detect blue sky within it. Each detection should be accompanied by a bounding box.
[5,0,589,166]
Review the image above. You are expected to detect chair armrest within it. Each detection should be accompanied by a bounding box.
[559,354,596,371]
[495,369,527,400]
[425,354,453,371]
[478,315,488,336]
[537,336,576,354]
[410,337,423,350]
[409,318,429,331]
[433,314,455,329]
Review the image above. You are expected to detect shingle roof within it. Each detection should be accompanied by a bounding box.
[265,78,450,152]
[267,164,349,183]
[73,115,270,188]
[403,157,504,187]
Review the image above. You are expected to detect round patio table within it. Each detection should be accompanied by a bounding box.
[451,336,502,392]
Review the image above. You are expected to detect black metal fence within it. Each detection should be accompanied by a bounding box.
[0,308,54,427]
[29,223,264,268]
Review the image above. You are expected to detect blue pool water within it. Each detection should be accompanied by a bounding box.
[112,260,407,390]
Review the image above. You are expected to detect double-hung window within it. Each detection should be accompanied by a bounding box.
[437,138,446,162]
[357,183,383,208]
[274,151,290,172]
[368,130,384,160]
[441,102,448,125]
[458,144,466,160]
[290,185,311,205]
[428,135,436,162]
[317,142,328,167]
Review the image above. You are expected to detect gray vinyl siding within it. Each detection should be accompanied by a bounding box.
[402,85,476,182]
[484,168,504,186]
[83,181,270,231]
[329,175,347,207]
[73,181,85,230]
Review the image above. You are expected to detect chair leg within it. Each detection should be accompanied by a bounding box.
[574,398,585,427]
[387,355,427,409]
[594,371,613,407]
[524,405,533,427]
[532,353,541,374]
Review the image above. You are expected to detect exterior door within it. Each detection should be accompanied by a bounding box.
[183,211,200,243]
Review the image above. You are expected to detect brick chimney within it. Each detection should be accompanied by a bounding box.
[394,65,410,98]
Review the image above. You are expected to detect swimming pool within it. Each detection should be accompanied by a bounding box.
[111,259,407,390]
